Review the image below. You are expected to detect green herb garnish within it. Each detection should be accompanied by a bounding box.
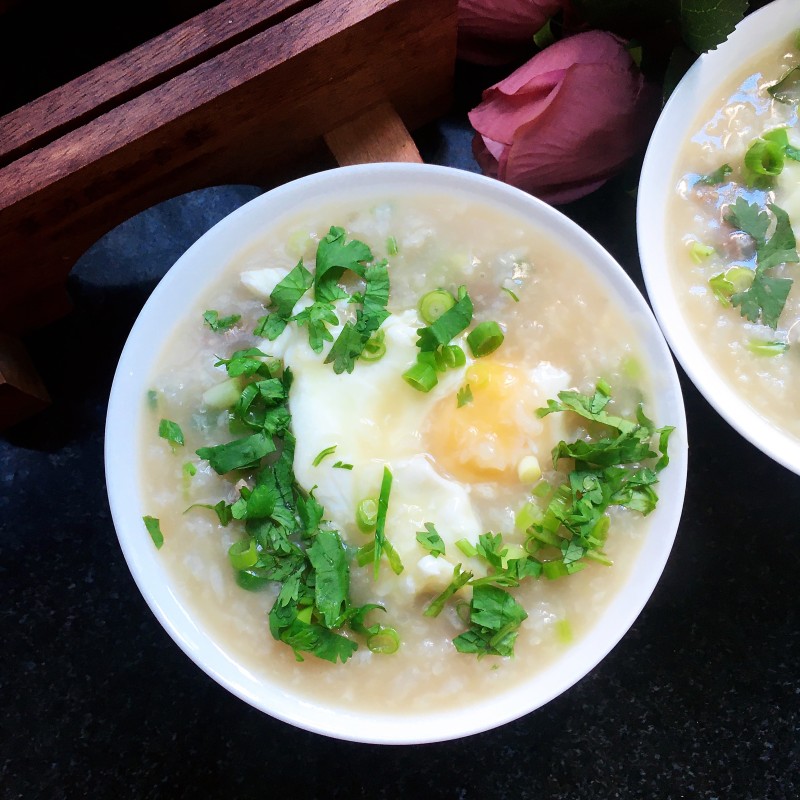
[203,310,241,332]
[457,384,473,407]
[725,198,798,328]
[416,522,446,557]
[312,445,337,467]
[158,419,185,448]
[695,163,732,185]
[143,515,164,549]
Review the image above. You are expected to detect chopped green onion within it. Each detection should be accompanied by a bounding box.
[373,466,393,579]
[456,538,478,558]
[419,289,456,324]
[367,627,400,654]
[313,445,337,466]
[332,461,353,470]
[442,344,466,368]
[402,361,438,392]
[555,619,573,644]
[182,461,197,497]
[708,267,754,306]
[235,569,271,591]
[467,321,504,357]
[515,501,544,531]
[356,498,379,532]
[143,516,164,549]
[147,389,158,410]
[361,330,386,362]
[745,138,785,177]
[501,286,520,302]
[689,241,715,263]
[386,236,399,256]
[747,339,789,356]
[202,377,243,409]
[228,538,258,570]
[382,539,404,575]
[517,455,542,483]
[532,481,551,498]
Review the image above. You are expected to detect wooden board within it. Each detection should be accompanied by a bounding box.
[0,0,457,428]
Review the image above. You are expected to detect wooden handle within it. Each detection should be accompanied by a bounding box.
[324,101,423,166]
[0,334,50,430]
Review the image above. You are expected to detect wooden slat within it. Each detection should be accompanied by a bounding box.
[325,102,424,166]
[0,0,314,165]
[0,0,456,333]
[0,333,50,429]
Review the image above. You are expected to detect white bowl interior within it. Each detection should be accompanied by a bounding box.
[637,0,800,476]
[106,163,688,744]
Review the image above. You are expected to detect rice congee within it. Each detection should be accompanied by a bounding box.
[140,193,675,714]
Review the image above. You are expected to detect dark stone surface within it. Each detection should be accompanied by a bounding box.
[3,95,799,800]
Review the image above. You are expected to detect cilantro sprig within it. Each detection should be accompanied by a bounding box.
[724,198,798,329]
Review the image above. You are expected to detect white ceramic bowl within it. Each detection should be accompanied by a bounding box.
[638,0,800,475]
[106,163,687,744]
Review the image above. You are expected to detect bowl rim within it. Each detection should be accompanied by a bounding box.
[106,161,688,744]
[637,0,800,477]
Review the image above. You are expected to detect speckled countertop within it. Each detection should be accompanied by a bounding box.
[3,81,799,800]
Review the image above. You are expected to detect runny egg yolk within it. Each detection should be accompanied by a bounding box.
[425,358,545,483]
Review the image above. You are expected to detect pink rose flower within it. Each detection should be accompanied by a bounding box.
[468,31,657,204]
[458,0,568,64]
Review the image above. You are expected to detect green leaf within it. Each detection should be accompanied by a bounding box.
[158,418,185,448]
[424,563,473,617]
[731,272,793,329]
[457,384,473,408]
[215,348,271,378]
[314,226,373,294]
[291,300,338,353]
[768,66,800,104]
[230,484,278,521]
[758,204,799,271]
[253,314,287,341]
[203,309,241,332]
[453,585,527,657]
[184,499,233,526]
[324,322,367,375]
[270,260,314,318]
[416,522,446,557]
[143,515,164,549]
[696,163,732,186]
[196,431,275,474]
[537,386,637,434]
[307,530,350,628]
[680,0,747,55]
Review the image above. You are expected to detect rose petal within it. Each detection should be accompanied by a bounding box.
[459,0,564,43]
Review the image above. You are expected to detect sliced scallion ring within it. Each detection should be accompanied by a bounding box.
[367,627,400,654]
[467,320,504,357]
[402,361,438,392]
[228,538,258,570]
[419,289,455,324]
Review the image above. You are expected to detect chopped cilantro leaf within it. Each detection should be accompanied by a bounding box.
[253,313,287,341]
[215,348,271,378]
[307,530,350,628]
[184,500,233,526]
[291,300,338,353]
[453,585,527,657]
[203,309,241,332]
[143,515,164,549]
[457,384,473,408]
[158,419,185,448]
[696,163,732,185]
[416,522,446,557]
[731,272,793,329]
[270,261,314,319]
[231,485,278,520]
[768,66,800,104]
[424,563,473,618]
[314,226,372,294]
[724,199,798,328]
[196,431,276,474]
